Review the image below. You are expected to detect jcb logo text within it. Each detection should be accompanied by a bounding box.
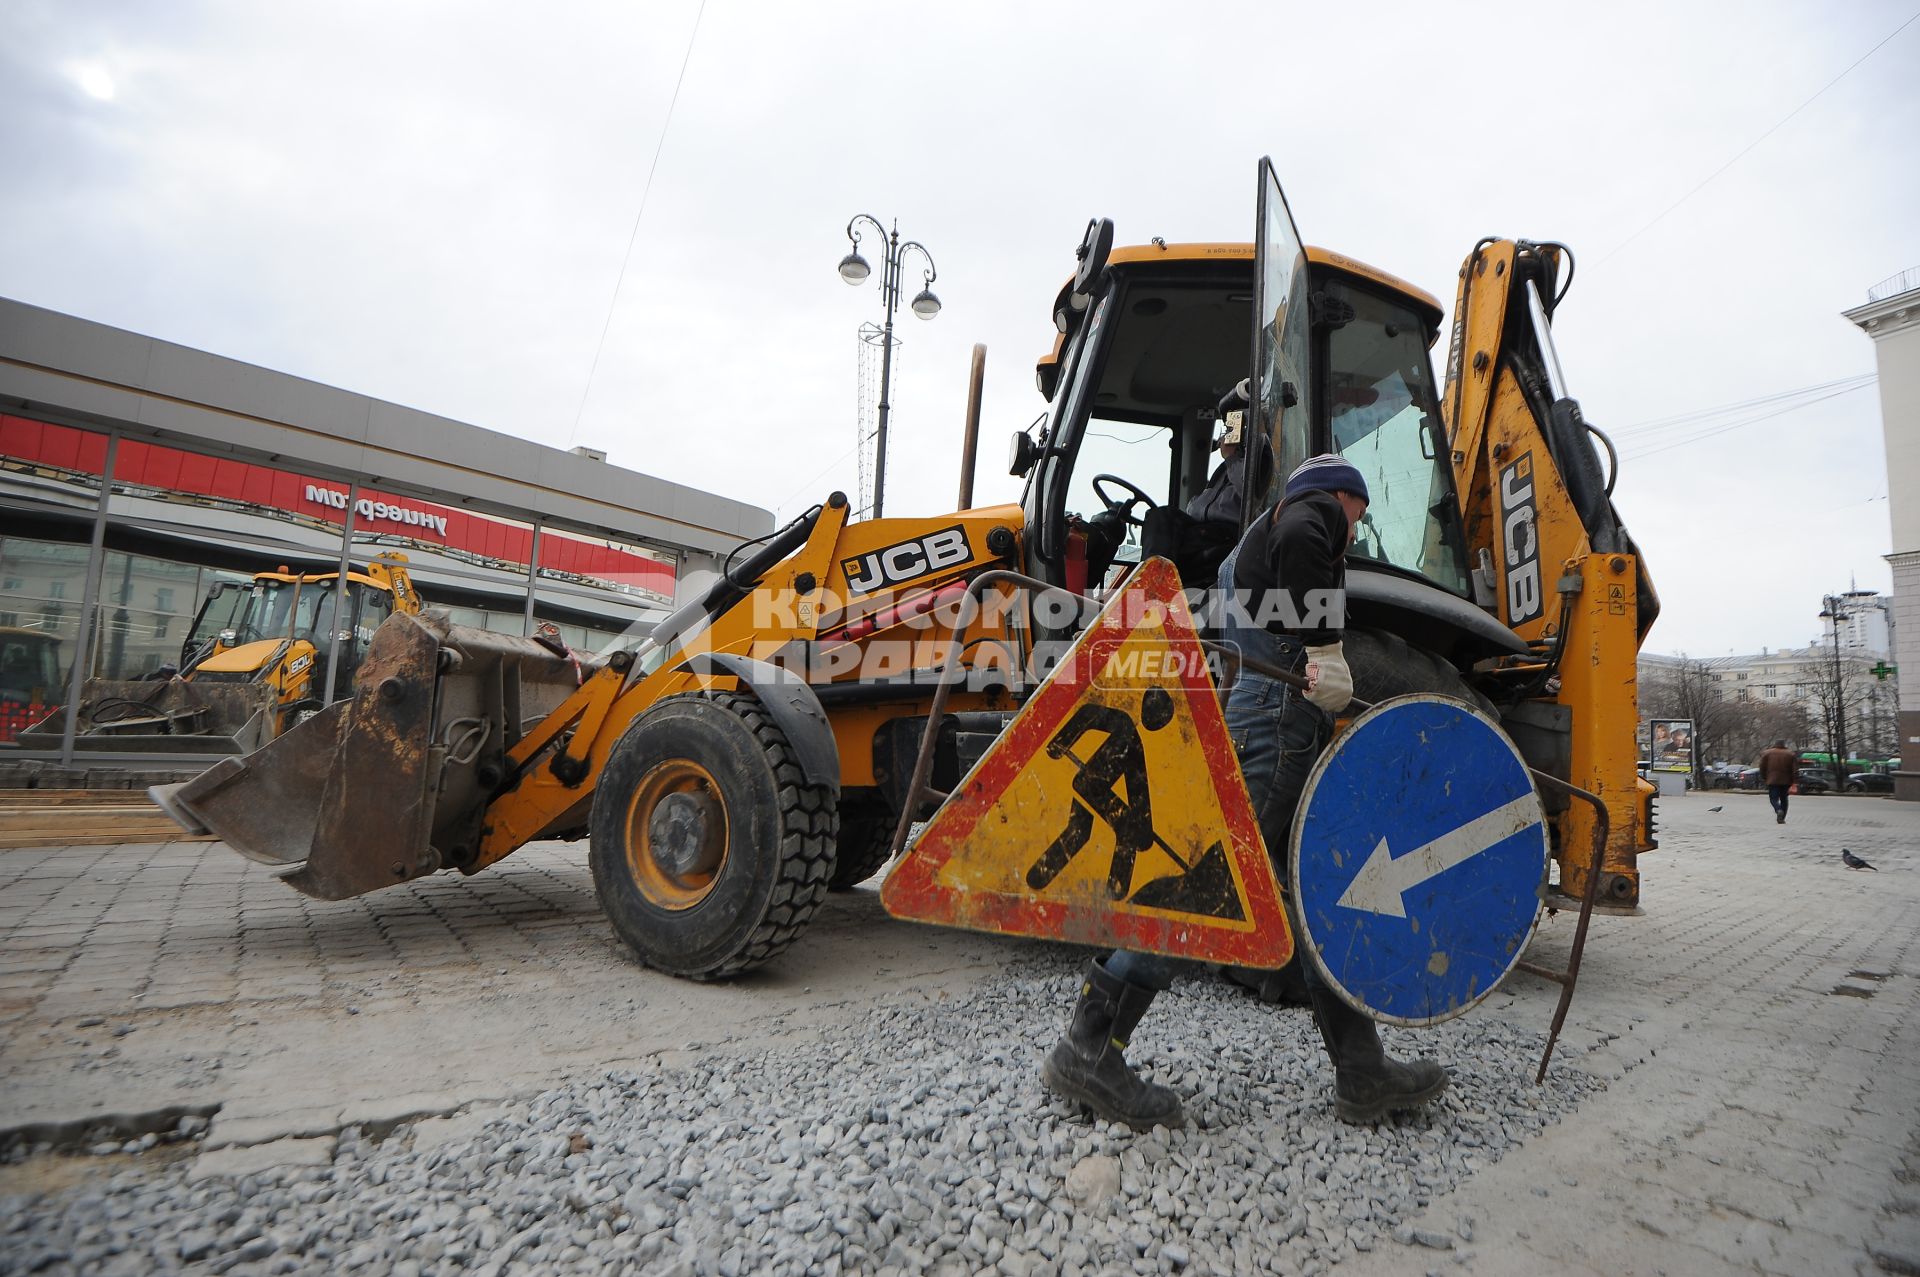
[842,525,972,595]
[1499,454,1543,626]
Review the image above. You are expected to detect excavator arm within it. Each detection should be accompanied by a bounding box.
[1443,239,1660,908]
[154,492,1031,908]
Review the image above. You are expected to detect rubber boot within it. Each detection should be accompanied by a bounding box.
[1224,958,1312,1007]
[1040,961,1185,1131]
[1308,983,1448,1123]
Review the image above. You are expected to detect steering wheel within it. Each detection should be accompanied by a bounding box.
[1090,473,1159,528]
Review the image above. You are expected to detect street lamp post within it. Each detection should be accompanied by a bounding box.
[838,214,940,519]
[1820,593,1852,791]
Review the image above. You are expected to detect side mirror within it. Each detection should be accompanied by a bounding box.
[1008,430,1041,478]
[1055,217,1114,334]
[1072,217,1114,298]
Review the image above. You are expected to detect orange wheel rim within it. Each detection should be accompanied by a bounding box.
[624,759,728,910]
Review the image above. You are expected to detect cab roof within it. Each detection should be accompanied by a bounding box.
[1036,243,1446,414]
[1051,242,1443,330]
[1120,243,1442,317]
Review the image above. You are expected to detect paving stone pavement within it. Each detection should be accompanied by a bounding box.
[1336,790,1920,1277]
[1,787,1917,1275]
[0,833,1022,1147]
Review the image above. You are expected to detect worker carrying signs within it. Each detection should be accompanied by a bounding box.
[1040,456,1449,1129]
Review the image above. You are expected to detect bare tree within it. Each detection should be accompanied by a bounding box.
[1858,673,1900,758]
[1639,654,1740,778]
[1717,701,1813,766]
[1805,646,1878,776]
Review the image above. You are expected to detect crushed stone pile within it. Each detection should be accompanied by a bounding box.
[3,953,1604,1277]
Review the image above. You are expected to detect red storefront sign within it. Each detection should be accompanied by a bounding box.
[1,415,676,599]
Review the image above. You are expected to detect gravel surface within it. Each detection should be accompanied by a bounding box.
[2,952,1604,1277]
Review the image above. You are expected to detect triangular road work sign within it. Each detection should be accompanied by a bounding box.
[882,557,1293,968]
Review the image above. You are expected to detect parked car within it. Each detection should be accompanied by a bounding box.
[1795,767,1833,795]
[1701,763,1747,790]
[1735,767,1761,790]
[1846,771,1894,794]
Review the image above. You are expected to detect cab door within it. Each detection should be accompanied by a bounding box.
[181,581,252,668]
[1244,157,1314,529]
[337,584,395,696]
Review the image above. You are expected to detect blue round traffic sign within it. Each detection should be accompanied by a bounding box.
[1289,694,1547,1027]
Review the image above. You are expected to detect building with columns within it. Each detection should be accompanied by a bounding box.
[1845,268,1920,799]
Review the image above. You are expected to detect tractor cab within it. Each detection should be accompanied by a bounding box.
[1024,241,1256,595]
[1016,162,1509,666]
[185,566,403,687]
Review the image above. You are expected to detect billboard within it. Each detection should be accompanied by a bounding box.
[1648,719,1694,774]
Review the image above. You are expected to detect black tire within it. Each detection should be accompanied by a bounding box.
[829,789,898,891]
[589,691,837,980]
[1340,627,1496,716]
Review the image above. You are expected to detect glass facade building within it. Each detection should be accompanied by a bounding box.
[0,299,770,766]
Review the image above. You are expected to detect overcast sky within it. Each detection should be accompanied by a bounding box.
[2,1,1915,657]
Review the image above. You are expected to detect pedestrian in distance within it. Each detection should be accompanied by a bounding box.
[1757,739,1798,824]
[1039,454,1448,1131]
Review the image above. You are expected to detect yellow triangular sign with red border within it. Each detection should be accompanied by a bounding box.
[882,557,1293,968]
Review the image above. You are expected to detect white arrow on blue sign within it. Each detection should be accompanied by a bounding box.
[1289,694,1549,1027]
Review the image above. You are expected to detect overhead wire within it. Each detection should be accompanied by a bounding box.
[566,0,709,448]
[1620,380,1876,460]
[1609,374,1877,439]
[1806,490,1889,518]
[1593,9,1920,267]
[772,439,865,522]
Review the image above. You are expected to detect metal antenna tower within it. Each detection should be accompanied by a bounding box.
[855,321,899,520]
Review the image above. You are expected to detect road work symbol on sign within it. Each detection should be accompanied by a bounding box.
[1290,694,1548,1027]
[881,557,1292,969]
[1024,689,1241,913]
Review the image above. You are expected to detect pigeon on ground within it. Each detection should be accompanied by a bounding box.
[1708,806,1723,812]
[1841,848,1878,871]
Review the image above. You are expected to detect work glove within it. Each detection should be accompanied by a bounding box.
[1303,641,1352,714]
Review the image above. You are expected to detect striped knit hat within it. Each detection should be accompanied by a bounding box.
[1282,453,1369,503]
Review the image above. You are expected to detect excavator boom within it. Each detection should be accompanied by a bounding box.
[1442,238,1659,906]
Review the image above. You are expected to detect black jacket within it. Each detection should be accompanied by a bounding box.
[1184,457,1243,523]
[1231,489,1349,642]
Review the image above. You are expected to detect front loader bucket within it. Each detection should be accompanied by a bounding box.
[151,611,593,900]
[16,680,277,755]
[149,704,350,866]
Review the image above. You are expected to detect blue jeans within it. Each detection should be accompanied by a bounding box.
[1105,671,1333,991]
[1767,784,1789,817]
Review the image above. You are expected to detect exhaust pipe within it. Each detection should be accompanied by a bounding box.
[957,343,986,509]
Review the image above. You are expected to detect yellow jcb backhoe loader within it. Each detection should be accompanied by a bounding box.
[24,555,420,755]
[155,162,1656,987]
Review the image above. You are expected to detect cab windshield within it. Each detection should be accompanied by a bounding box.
[1323,279,1473,596]
[251,579,334,644]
